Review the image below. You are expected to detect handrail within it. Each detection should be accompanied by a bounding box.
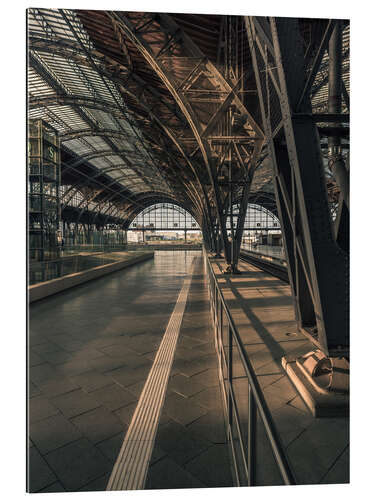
[203,248,296,486]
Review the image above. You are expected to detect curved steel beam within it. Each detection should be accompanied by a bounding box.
[60,128,141,143]
[30,35,209,222]
[107,12,264,260]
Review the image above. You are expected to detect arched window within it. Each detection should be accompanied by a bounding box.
[230,203,284,257]
[130,203,200,230]
[227,203,280,230]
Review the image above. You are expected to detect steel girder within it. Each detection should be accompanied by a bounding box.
[246,17,349,356]
[106,11,264,269]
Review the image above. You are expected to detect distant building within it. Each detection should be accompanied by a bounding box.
[127,230,143,243]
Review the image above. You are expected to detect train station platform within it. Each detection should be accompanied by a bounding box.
[208,254,349,485]
[28,248,348,492]
[28,250,230,492]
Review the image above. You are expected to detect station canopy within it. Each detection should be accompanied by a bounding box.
[28,9,349,227]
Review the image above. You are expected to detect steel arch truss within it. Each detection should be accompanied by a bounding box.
[98,11,265,270]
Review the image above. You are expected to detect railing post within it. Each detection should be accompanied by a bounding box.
[248,385,257,486]
[228,324,233,427]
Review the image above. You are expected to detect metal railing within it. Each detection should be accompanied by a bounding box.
[203,249,295,486]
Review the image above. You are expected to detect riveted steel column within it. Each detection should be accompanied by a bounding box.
[247,17,349,356]
[328,21,349,208]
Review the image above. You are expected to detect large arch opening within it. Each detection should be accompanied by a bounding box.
[227,203,283,259]
[128,203,202,244]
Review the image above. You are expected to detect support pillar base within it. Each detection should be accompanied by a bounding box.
[282,352,349,418]
[222,264,242,275]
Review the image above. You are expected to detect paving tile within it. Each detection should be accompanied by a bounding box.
[184,443,232,487]
[189,386,222,411]
[119,353,153,370]
[320,446,349,484]
[271,404,314,447]
[57,359,93,377]
[29,381,41,398]
[51,389,100,418]
[174,346,207,362]
[40,350,73,365]
[155,420,211,466]
[261,387,288,412]
[178,336,208,349]
[71,406,125,444]
[109,364,150,388]
[127,339,160,355]
[71,370,114,392]
[189,342,215,355]
[254,359,283,376]
[38,481,66,492]
[90,383,137,411]
[190,368,220,388]
[99,343,139,358]
[186,410,227,444]
[47,334,75,347]
[30,363,60,385]
[67,348,105,362]
[38,377,80,398]
[253,411,286,486]
[28,395,59,423]
[29,350,45,367]
[149,444,168,465]
[96,431,126,462]
[286,418,349,484]
[44,438,112,491]
[167,373,206,398]
[114,402,137,426]
[163,392,208,426]
[172,358,211,377]
[30,413,82,455]
[29,334,49,348]
[28,446,57,492]
[87,336,123,349]
[145,457,205,490]
[32,342,60,355]
[88,355,128,373]
[263,374,298,403]
[55,340,86,352]
[257,372,284,389]
[79,473,111,491]
[288,395,311,415]
[126,380,146,397]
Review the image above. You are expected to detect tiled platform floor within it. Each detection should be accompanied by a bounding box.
[210,256,349,486]
[145,255,232,489]
[28,250,231,492]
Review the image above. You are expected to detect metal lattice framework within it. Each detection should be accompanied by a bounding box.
[28,10,349,328]
[245,17,349,356]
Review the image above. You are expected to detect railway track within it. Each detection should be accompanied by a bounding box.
[240,250,289,283]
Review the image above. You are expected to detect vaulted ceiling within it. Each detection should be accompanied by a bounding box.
[28,9,349,227]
